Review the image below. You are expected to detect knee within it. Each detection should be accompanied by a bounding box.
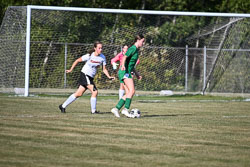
[131,89,135,96]
[128,89,135,96]
[92,90,98,97]
[74,92,82,98]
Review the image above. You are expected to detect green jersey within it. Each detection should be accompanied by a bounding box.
[118,45,138,83]
[124,45,138,73]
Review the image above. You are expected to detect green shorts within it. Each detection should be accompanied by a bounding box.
[118,70,132,83]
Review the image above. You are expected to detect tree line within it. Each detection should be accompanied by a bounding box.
[1,0,249,25]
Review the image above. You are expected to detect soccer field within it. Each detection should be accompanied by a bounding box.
[0,93,250,167]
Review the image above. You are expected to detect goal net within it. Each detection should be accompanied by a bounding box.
[0,6,249,95]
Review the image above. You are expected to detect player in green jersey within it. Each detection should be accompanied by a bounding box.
[111,34,145,118]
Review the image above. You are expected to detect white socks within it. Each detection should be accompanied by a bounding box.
[119,89,125,99]
[90,97,97,113]
[62,95,97,113]
[62,94,77,108]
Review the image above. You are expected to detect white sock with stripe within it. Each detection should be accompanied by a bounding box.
[91,97,97,113]
[62,94,77,108]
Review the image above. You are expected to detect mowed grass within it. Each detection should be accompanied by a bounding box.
[0,93,250,167]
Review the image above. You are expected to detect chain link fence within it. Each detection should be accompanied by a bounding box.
[0,6,249,95]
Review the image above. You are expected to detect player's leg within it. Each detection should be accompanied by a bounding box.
[121,78,135,117]
[111,89,124,117]
[59,85,86,113]
[115,83,128,111]
[122,83,129,99]
[119,83,125,99]
[124,78,135,99]
[115,81,129,110]
[87,84,99,114]
[111,71,125,117]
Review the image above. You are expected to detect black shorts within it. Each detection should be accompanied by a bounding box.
[78,72,97,91]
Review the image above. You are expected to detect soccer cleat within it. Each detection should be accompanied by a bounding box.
[111,108,120,118]
[121,108,132,118]
[59,104,66,113]
[91,110,100,114]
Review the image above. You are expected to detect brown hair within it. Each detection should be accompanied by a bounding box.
[129,34,144,47]
[88,41,102,54]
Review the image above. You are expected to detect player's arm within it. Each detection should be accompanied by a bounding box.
[136,58,140,65]
[111,53,121,70]
[120,55,127,71]
[66,57,83,73]
[133,68,142,80]
[102,65,115,80]
[111,53,121,64]
[66,54,89,73]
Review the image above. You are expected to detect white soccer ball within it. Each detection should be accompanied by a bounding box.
[130,108,141,118]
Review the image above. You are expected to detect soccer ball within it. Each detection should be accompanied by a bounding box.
[130,108,141,118]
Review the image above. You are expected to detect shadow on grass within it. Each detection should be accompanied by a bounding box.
[142,113,192,118]
[96,112,112,114]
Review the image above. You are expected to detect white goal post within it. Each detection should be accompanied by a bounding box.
[0,5,249,96]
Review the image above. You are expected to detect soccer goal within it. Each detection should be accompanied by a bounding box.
[0,6,249,96]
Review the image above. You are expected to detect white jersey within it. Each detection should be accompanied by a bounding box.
[81,53,107,78]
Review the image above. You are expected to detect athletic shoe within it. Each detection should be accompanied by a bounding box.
[91,110,100,114]
[111,108,120,118]
[121,108,131,118]
[59,104,66,113]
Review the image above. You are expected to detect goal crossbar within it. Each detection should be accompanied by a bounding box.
[27,5,250,17]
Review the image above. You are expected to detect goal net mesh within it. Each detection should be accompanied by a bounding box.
[0,6,249,95]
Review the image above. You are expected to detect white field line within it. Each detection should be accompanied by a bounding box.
[223,116,250,118]
[137,99,250,103]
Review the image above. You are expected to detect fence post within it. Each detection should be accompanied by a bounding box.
[185,45,188,92]
[203,46,207,95]
[64,43,67,88]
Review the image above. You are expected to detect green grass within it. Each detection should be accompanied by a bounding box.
[0,93,250,167]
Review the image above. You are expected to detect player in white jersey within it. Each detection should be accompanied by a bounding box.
[59,41,115,114]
